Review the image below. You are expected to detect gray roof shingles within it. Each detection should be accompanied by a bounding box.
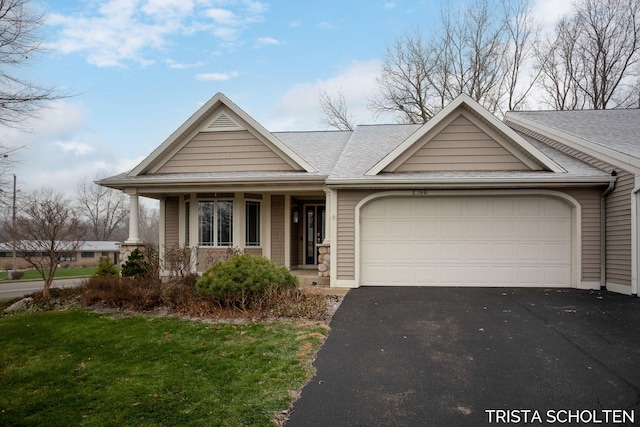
[509,109,640,160]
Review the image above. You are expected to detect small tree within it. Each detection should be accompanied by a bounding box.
[12,189,85,299]
[121,248,149,278]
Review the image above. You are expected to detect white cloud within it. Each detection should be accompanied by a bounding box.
[384,3,397,9]
[196,71,240,81]
[256,36,280,46]
[263,59,382,131]
[47,0,269,67]
[0,101,145,198]
[531,0,574,32]
[165,59,204,69]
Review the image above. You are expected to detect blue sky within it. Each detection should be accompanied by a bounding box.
[1,0,571,200]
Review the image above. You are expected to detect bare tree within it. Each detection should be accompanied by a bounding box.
[369,32,442,123]
[75,174,129,241]
[536,17,587,110]
[138,201,159,245]
[12,189,85,299]
[501,0,542,111]
[0,0,67,127]
[318,87,354,130]
[371,0,539,123]
[537,0,640,109]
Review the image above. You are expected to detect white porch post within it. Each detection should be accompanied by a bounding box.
[323,186,332,244]
[125,189,143,244]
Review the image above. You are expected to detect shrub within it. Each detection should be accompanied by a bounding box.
[196,254,297,309]
[93,257,119,277]
[9,270,24,280]
[121,248,149,278]
[81,276,162,311]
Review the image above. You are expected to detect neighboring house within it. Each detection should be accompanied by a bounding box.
[0,241,121,270]
[98,92,639,296]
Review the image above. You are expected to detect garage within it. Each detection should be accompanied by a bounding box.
[360,195,573,287]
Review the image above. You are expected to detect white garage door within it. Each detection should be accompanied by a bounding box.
[360,196,573,287]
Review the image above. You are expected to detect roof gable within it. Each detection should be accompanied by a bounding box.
[366,94,564,176]
[129,93,317,176]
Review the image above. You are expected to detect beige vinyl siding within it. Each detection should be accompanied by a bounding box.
[164,197,180,247]
[244,247,263,256]
[509,122,632,287]
[560,187,602,282]
[393,116,531,172]
[271,195,285,265]
[336,190,375,280]
[156,131,295,173]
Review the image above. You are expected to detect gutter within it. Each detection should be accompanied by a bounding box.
[600,172,617,289]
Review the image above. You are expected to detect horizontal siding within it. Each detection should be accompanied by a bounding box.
[395,116,530,172]
[271,195,285,266]
[560,187,602,282]
[157,131,295,173]
[336,190,374,280]
[508,122,631,288]
[164,197,180,248]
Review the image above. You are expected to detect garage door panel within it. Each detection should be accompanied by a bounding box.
[360,196,572,287]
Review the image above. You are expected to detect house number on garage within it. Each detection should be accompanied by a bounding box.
[412,190,428,196]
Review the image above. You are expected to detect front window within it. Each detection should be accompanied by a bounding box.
[199,200,233,246]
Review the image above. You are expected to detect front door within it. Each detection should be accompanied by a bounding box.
[304,204,326,265]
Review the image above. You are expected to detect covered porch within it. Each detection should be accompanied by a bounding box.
[121,186,335,284]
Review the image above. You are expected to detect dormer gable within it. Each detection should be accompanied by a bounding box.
[366,94,564,175]
[129,93,317,176]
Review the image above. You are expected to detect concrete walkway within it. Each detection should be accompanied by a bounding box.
[286,287,640,426]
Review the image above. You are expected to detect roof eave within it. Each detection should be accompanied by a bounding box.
[506,112,640,174]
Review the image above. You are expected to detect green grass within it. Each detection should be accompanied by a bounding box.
[0,310,326,426]
[0,267,98,282]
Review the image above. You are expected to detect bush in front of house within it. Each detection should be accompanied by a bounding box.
[93,257,119,277]
[121,248,150,278]
[195,254,297,309]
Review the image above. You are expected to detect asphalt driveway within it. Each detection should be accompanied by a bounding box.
[285,287,640,426]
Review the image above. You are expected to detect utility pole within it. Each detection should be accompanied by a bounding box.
[12,174,16,273]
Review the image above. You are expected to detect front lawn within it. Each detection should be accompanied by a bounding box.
[0,267,98,281]
[0,310,326,426]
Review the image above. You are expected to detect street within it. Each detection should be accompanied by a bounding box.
[0,279,84,299]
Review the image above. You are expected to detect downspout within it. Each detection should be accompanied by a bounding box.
[601,172,616,289]
[632,178,640,296]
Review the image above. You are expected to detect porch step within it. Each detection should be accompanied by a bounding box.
[293,270,330,288]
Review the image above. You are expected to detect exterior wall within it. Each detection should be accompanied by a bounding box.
[164,196,180,248]
[271,195,285,265]
[509,123,632,289]
[156,131,295,173]
[392,115,531,172]
[336,190,375,280]
[335,188,602,284]
[558,187,603,284]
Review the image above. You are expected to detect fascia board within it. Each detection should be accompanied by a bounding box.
[325,175,615,188]
[366,94,563,176]
[129,93,225,177]
[222,95,318,173]
[506,113,640,175]
[129,93,318,177]
[365,95,469,176]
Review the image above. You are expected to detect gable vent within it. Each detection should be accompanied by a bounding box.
[205,112,245,132]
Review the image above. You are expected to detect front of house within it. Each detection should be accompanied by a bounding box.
[99,93,640,296]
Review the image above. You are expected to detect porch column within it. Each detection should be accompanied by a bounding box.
[125,189,143,244]
[323,186,332,244]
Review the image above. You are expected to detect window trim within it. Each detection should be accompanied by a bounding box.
[198,199,234,247]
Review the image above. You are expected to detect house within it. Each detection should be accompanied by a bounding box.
[0,241,121,270]
[98,92,640,296]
